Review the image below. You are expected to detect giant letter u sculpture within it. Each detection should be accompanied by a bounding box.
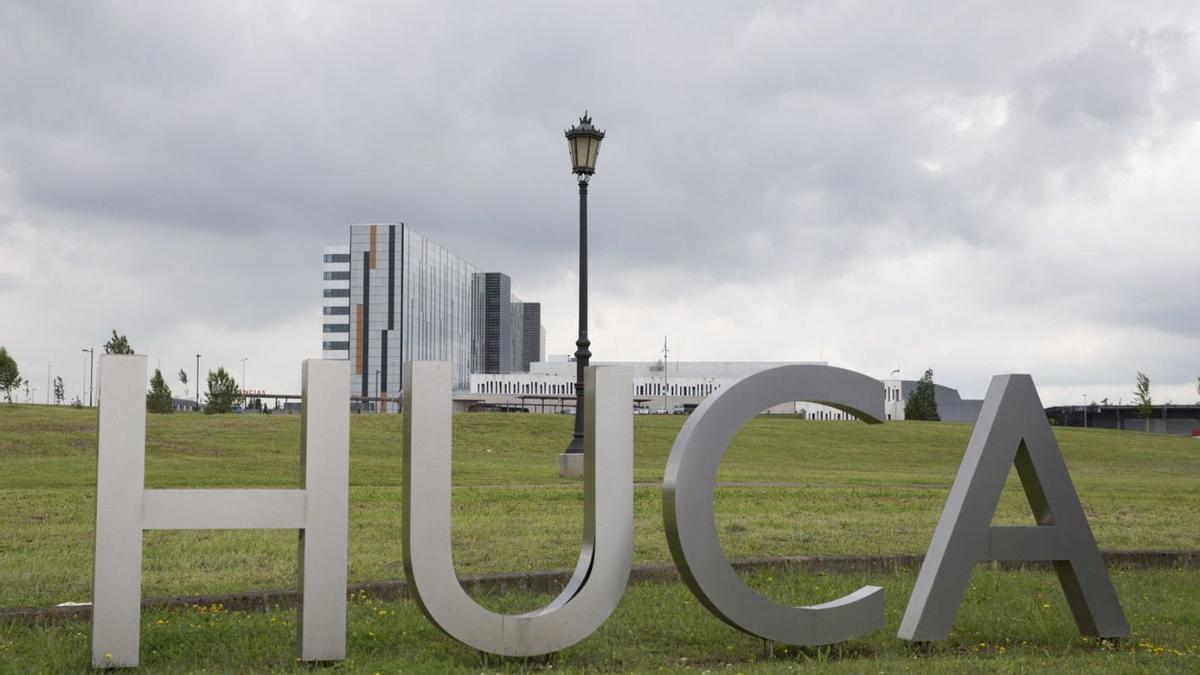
[402,362,633,657]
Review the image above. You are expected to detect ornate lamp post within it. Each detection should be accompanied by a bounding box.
[563,112,605,458]
[195,353,201,410]
[81,347,94,407]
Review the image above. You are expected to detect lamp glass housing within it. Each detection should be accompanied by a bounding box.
[565,113,604,176]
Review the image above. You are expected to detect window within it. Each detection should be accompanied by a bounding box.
[323,306,350,315]
[323,254,351,263]
[323,271,351,280]
[323,288,350,298]
[323,324,349,333]
[322,341,349,351]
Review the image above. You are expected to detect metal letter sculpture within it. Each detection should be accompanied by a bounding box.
[898,374,1129,641]
[403,362,633,656]
[663,364,886,646]
[91,356,350,668]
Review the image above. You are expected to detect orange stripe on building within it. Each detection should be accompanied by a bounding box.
[369,224,377,269]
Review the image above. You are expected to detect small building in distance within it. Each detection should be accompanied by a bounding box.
[1045,404,1200,436]
[468,360,984,422]
[881,379,984,423]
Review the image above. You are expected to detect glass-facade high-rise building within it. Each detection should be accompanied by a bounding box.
[515,301,543,373]
[323,224,542,410]
[481,272,512,374]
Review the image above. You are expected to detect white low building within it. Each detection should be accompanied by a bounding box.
[465,359,982,422]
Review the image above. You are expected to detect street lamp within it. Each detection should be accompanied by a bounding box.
[81,348,94,407]
[240,357,248,391]
[195,354,202,410]
[563,112,605,456]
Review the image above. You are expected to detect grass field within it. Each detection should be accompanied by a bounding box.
[1,403,1198,610]
[2,567,1198,672]
[1,403,1198,672]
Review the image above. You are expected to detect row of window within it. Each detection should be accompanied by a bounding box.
[635,382,719,397]
[474,380,724,398]
[323,254,351,263]
[323,305,350,315]
[807,409,856,421]
[323,288,350,298]
[323,324,349,333]
[323,271,351,280]
[323,341,350,351]
[477,380,574,396]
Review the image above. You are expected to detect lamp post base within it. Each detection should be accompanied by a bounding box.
[558,452,584,480]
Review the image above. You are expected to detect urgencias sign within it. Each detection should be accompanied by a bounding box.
[90,356,1129,668]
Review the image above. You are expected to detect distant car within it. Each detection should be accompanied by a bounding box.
[671,405,687,415]
[654,408,669,415]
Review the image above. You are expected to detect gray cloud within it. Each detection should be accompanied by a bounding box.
[1,1,1197,403]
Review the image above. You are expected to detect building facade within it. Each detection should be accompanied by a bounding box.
[321,245,352,360]
[1045,403,1200,436]
[468,360,984,422]
[512,301,543,373]
[481,272,512,374]
[881,378,983,422]
[469,360,837,414]
[323,224,543,409]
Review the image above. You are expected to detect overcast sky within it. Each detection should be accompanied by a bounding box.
[1,1,1198,406]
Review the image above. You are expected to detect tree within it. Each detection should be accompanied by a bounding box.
[204,367,244,414]
[904,368,941,421]
[146,369,174,414]
[103,330,134,355]
[1133,371,1153,432]
[177,368,189,400]
[53,376,65,405]
[0,346,22,403]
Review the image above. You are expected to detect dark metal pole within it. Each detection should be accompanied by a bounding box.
[567,179,590,453]
[195,354,201,410]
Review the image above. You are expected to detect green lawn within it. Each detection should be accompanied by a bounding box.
[2,567,1197,673]
[0,403,1197,610]
[1,404,1198,672]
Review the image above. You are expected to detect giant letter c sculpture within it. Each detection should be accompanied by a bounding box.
[403,362,633,656]
[663,364,886,646]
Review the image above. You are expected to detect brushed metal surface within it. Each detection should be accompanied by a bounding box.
[142,490,307,529]
[663,364,886,646]
[898,374,1129,641]
[90,356,350,667]
[403,362,633,656]
[91,355,148,668]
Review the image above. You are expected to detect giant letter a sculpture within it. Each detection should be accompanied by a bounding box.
[898,374,1129,641]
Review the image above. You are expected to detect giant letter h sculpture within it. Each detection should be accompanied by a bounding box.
[91,355,350,668]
